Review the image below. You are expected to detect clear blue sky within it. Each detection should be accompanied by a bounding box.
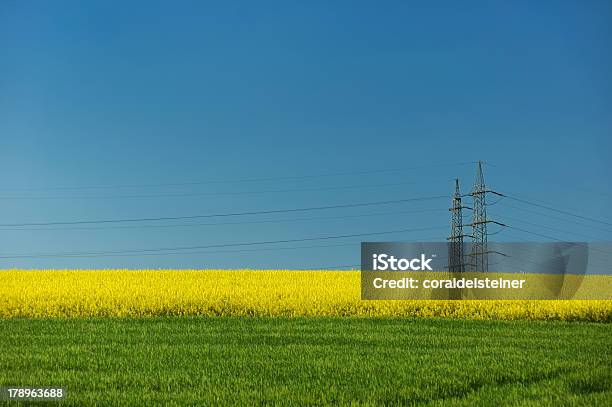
[1,1,610,269]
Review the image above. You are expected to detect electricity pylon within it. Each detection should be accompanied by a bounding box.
[448,178,469,273]
[468,161,506,272]
[470,161,488,272]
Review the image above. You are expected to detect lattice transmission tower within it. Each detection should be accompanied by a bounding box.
[467,161,506,272]
[470,161,489,272]
[448,178,469,273]
[447,161,506,273]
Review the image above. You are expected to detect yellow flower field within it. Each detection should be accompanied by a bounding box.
[1,269,610,321]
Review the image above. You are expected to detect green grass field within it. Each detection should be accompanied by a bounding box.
[1,318,610,406]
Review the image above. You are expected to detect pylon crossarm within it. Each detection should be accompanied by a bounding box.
[462,190,504,197]
[472,220,507,227]
[486,250,508,257]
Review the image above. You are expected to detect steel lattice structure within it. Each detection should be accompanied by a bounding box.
[448,178,466,273]
[469,161,489,272]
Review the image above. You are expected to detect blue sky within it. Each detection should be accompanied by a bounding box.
[1,1,610,269]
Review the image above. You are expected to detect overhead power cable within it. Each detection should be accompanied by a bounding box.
[505,195,612,227]
[0,195,449,227]
[498,250,611,273]
[0,207,447,232]
[498,231,610,268]
[0,161,477,192]
[483,162,612,199]
[495,202,612,234]
[507,225,612,257]
[0,225,448,259]
[507,225,579,243]
[86,242,362,258]
[0,235,446,260]
[302,264,361,270]
[495,215,609,241]
[0,180,438,200]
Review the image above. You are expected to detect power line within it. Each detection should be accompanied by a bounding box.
[0,194,449,227]
[0,179,438,200]
[0,226,448,259]
[0,234,447,260]
[497,231,611,268]
[506,225,612,257]
[0,207,447,231]
[56,242,361,258]
[483,162,612,199]
[496,215,609,241]
[301,264,361,270]
[495,249,611,274]
[0,161,477,192]
[507,225,577,243]
[495,202,612,234]
[504,194,612,227]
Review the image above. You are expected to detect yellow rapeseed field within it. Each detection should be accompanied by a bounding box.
[0,269,610,321]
